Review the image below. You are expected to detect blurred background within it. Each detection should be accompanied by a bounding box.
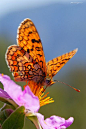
[0,0,86,128]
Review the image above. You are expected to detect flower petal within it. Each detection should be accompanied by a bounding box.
[36,113,74,129]
[0,88,11,99]
[45,115,74,129]
[36,113,50,129]
[63,117,74,128]
[0,74,40,112]
[19,86,40,112]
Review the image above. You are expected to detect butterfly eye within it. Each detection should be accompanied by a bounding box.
[45,79,51,86]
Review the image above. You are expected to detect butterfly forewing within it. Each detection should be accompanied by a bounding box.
[46,48,78,79]
[17,19,46,74]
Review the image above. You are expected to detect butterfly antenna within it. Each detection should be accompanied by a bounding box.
[54,80,80,92]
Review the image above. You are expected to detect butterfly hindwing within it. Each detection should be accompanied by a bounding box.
[6,45,45,83]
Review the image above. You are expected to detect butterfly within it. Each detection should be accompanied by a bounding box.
[5,18,78,87]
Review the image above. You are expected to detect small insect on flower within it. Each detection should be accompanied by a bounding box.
[5,18,79,93]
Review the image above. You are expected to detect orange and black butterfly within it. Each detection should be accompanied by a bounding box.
[5,19,78,87]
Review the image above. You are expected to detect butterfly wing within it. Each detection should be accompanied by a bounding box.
[6,19,47,84]
[6,45,45,83]
[17,19,46,74]
[46,48,78,79]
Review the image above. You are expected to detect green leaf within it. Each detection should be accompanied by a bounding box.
[0,108,13,125]
[0,97,12,105]
[4,109,13,118]
[27,114,42,129]
[0,97,18,108]
[2,106,25,129]
[0,104,15,111]
[0,110,7,125]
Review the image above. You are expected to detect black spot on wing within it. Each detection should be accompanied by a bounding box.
[31,39,41,43]
[27,49,30,53]
[35,47,41,51]
[37,54,42,57]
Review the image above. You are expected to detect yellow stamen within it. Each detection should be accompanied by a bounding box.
[24,81,54,107]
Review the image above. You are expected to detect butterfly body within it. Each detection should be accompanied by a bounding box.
[5,19,78,87]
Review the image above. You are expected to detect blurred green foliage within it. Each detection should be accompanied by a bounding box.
[0,36,86,129]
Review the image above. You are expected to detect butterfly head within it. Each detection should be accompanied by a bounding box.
[44,78,55,87]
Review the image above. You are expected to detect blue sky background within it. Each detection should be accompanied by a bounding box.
[0,0,85,18]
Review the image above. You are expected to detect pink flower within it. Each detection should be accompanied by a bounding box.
[36,113,74,129]
[0,74,74,129]
[0,74,40,112]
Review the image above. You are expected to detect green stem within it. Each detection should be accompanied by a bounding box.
[26,113,42,129]
[29,116,42,129]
